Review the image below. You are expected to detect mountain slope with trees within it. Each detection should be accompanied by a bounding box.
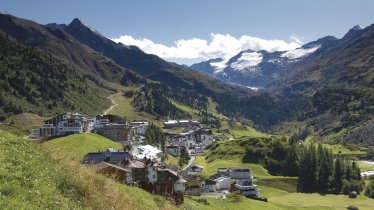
[0,32,111,120]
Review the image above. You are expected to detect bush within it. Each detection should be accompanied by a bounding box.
[342,179,363,195]
[226,193,242,203]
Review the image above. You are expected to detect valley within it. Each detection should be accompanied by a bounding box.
[0,9,373,210]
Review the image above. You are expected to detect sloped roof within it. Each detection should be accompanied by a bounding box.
[82,151,132,164]
[205,179,216,185]
[107,152,132,164]
[83,152,104,164]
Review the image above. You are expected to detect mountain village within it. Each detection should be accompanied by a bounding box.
[29,112,265,204]
[1,4,374,209]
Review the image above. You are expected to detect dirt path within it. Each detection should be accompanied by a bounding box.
[102,93,119,115]
[182,155,196,171]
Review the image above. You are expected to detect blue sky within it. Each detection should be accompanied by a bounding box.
[2,0,374,64]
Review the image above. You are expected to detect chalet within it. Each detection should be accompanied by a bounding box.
[199,179,217,192]
[185,180,201,195]
[118,158,157,184]
[187,165,204,176]
[118,158,186,196]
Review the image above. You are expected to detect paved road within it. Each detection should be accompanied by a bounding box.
[103,93,119,115]
[182,155,195,171]
[360,160,374,177]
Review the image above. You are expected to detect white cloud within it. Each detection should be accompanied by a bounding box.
[111,33,302,64]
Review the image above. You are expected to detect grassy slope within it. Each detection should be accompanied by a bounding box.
[165,154,179,166]
[170,99,201,120]
[43,133,123,160]
[192,135,374,210]
[194,156,271,178]
[193,155,374,210]
[106,93,164,127]
[305,136,366,155]
[359,161,374,172]
[0,130,175,210]
[181,195,303,210]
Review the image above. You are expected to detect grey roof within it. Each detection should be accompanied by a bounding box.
[82,151,132,164]
[106,152,132,164]
[83,152,105,164]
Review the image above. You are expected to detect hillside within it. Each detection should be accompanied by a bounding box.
[269,25,374,145]
[0,130,175,210]
[0,14,143,86]
[43,133,123,159]
[0,33,111,120]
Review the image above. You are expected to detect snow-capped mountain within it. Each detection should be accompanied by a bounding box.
[190,36,335,88]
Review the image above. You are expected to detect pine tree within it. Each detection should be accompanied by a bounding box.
[333,155,343,193]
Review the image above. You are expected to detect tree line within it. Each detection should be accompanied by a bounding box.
[241,135,363,194]
[144,123,166,154]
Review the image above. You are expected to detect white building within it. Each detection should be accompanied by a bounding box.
[39,112,88,137]
[234,180,260,197]
[214,177,231,190]
[218,168,253,181]
[199,179,217,192]
[131,121,149,135]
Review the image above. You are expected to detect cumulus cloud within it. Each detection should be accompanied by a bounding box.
[111,33,302,63]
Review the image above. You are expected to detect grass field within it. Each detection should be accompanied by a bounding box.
[165,154,179,166]
[207,97,227,119]
[194,156,271,178]
[4,112,46,132]
[181,195,302,210]
[305,136,366,156]
[106,93,143,121]
[322,143,366,155]
[43,133,123,159]
[269,193,374,210]
[359,161,374,172]
[0,130,175,210]
[191,155,374,210]
[170,99,201,120]
[107,93,164,127]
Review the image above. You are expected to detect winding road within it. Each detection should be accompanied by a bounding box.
[102,93,119,115]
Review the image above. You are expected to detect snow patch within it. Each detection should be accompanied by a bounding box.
[280,45,320,60]
[230,52,263,71]
[210,60,228,74]
[246,86,259,91]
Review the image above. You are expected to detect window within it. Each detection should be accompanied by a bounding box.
[153,175,156,179]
